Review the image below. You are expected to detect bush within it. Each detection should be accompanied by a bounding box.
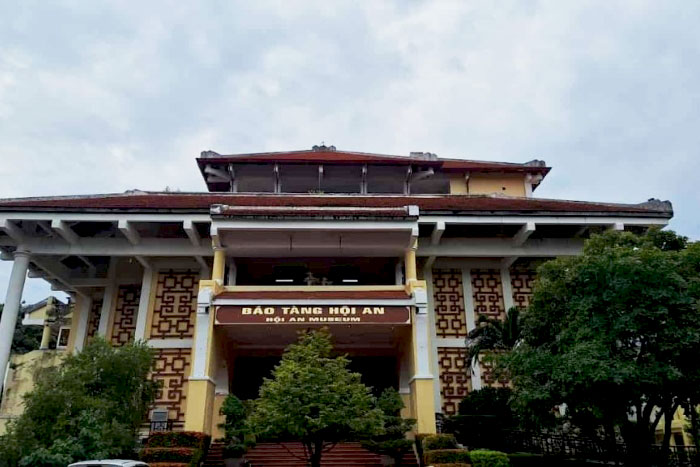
[470,449,510,467]
[432,464,471,467]
[424,449,471,465]
[143,430,211,466]
[423,433,458,451]
[507,452,544,467]
[140,447,196,463]
[146,431,210,449]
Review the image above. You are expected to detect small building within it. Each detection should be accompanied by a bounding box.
[0,296,71,433]
[0,146,672,437]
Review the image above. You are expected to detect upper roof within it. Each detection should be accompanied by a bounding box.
[196,146,551,190]
[0,191,673,218]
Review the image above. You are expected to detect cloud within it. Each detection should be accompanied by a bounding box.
[0,0,698,302]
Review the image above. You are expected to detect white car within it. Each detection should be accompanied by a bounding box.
[68,461,148,467]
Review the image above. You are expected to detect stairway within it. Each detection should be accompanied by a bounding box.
[203,442,419,467]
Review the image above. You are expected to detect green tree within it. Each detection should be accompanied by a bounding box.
[248,329,383,467]
[0,337,158,467]
[465,306,522,372]
[503,229,700,463]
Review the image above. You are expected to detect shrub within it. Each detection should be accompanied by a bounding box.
[361,388,416,464]
[140,447,196,463]
[143,431,211,466]
[423,433,458,451]
[146,431,211,449]
[432,464,471,467]
[424,449,471,464]
[470,449,510,467]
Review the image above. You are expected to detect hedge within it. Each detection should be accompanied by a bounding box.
[424,449,471,465]
[470,449,510,467]
[146,431,211,449]
[141,447,196,463]
[432,464,471,467]
[423,433,459,451]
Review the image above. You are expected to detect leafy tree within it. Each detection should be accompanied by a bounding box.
[248,329,383,467]
[503,229,700,463]
[0,337,158,467]
[361,388,415,466]
[465,306,522,372]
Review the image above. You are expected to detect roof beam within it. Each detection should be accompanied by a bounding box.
[417,215,668,226]
[0,237,213,257]
[183,220,201,247]
[118,219,141,245]
[135,255,151,269]
[513,222,536,246]
[431,221,445,246]
[501,256,519,268]
[418,237,584,258]
[51,220,79,245]
[0,220,24,243]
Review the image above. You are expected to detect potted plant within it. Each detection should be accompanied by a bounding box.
[362,388,416,466]
[219,394,254,467]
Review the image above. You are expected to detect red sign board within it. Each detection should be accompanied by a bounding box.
[216,305,411,325]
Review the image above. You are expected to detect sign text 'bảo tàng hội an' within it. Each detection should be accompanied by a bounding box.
[215,305,411,324]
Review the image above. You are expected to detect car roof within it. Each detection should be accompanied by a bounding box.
[68,461,148,467]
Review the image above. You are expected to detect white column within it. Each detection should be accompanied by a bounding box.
[461,268,482,390]
[134,266,154,341]
[73,295,92,353]
[0,250,30,394]
[500,267,515,312]
[97,258,118,336]
[424,268,443,414]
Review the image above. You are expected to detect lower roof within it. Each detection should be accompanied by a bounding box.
[0,191,673,218]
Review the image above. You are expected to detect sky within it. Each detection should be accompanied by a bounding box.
[0,0,699,304]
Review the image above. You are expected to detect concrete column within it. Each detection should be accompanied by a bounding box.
[134,266,154,341]
[0,250,30,395]
[40,323,52,349]
[72,295,92,353]
[212,248,225,285]
[97,258,118,336]
[405,239,418,283]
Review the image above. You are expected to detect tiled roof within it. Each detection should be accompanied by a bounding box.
[0,192,673,217]
[197,149,551,174]
[216,290,411,300]
[210,205,415,218]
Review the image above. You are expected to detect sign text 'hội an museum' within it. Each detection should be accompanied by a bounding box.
[215,305,411,324]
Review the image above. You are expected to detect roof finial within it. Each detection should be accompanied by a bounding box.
[312,143,336,151]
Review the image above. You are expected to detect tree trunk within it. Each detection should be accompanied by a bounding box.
[309,439,323,467]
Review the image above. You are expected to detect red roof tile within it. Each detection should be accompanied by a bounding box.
[0,192,672,217]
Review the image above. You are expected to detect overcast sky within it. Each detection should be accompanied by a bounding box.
[1,0,699,304]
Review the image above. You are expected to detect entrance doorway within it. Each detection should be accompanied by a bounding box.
[230,355,399,400]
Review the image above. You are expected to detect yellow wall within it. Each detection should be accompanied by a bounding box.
[0,350,65,435]
[468,174,527,196]
[448,174,468,194]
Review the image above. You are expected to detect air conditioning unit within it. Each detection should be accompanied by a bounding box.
[151,408,169,422]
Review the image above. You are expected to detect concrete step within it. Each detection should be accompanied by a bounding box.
[203,442,418,467]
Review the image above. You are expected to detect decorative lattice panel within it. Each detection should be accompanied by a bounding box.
[150,270,199,339]
[510,266,537,309]
[471,269,505,319]
[480,357,509,388]
[110,285,140,346]
[432,269,467,338]
[437,347,470,415]
[85,298,102,343]
[151,348,191,428]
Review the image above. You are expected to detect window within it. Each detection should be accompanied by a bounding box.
[366,165,407,194]
[233,164,275,192]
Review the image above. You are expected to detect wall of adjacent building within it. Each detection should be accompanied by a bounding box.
[0,350,66,435]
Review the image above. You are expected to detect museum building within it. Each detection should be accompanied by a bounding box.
[0,146,672,437]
